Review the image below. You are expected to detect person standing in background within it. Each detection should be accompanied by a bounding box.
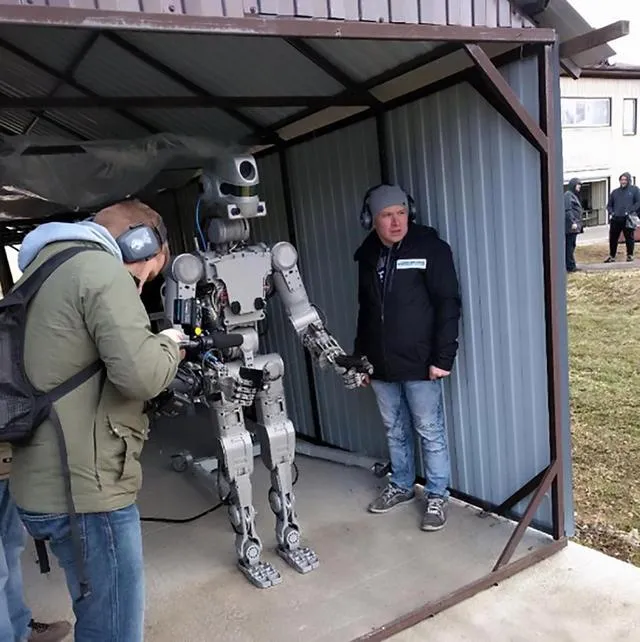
[604,172,640,263]
[564,178,583,273]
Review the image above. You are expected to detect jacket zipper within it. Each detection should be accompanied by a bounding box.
[380,246,394,377]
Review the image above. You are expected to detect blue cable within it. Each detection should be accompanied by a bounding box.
[195,197,207,251]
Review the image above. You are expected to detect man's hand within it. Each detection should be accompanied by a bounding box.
[159,327,188,360]
[429,366,450,381]
[571,222,578,231]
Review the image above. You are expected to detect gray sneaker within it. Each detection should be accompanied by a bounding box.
[368,483,415,513]
[421,495,447,531]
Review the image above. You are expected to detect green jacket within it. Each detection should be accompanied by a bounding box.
[10,240,180,513]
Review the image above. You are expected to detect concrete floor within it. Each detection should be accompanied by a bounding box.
[392,542,640,642]
[21,416,550,642]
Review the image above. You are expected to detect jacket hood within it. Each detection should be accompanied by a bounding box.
[354,222,439,262]
[620,172,633,188]
[568,178,581,194]
[18,220,123,271]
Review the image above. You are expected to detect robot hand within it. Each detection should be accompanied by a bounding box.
[219,367,266,407]
[301,323,345,370]
[334,355,374,390]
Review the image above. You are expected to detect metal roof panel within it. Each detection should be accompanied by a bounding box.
[74,36,194,98]
[0,25,92,73]
[117,31,344,97]
[304,39,443,82]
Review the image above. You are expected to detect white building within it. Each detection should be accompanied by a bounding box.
[561,64,640,226]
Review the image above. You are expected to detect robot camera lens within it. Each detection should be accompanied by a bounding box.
[238,160,256,181]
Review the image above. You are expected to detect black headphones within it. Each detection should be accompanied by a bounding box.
[359,183,417,231]
[116,220,168,264]
[86,212,168,264]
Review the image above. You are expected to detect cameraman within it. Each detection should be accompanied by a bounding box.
[9,200,184,641]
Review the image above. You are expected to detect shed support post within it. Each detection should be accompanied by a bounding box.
[538,43,566,542]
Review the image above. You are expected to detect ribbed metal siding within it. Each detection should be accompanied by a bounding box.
[385,57,553,526]
[252,153,316,437]
[9,0,532,25]
[285,119,386,453]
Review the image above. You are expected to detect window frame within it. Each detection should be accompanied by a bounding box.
[623,98,637,136]
[560,97,612,129]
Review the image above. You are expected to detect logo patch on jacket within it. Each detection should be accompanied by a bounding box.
[396,258,427,270]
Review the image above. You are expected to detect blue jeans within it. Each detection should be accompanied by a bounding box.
[18,504,145,642]
[0,480,32,642]
[371,379,450,498]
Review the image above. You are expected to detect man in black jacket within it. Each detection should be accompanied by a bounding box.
[604,172,640,263]
[564,177,583,273]
[353,184,461,531]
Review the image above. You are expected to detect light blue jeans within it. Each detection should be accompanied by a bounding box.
[0,480,32,642]
[18,504,145,642]
[371,380,450,498]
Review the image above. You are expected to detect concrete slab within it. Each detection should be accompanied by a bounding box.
[20,418,550,642]
[577,224,608,246]
[391,542,640,642]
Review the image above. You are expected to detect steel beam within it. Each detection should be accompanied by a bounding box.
[464,44,548,153]
[0,7,558,43]
[0,95,373,110]
[270,42,464,134]
[283,37,379,106]
[492,460,559,571]
[538,43,566,541]
[559,20,630,59]
[0,36,157,136]
[101,32,280,144]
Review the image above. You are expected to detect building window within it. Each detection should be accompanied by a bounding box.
[623,98,637,135]
[561,97,611,128]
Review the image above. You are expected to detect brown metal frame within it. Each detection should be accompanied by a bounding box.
[0,10,574,636]
[0,6,557,42]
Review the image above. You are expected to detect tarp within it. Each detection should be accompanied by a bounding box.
[0,133,239,221]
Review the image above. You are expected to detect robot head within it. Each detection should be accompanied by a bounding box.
[199,154,267,220]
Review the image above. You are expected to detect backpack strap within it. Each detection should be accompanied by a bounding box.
[11,246,102,303]
[18,245,105,601]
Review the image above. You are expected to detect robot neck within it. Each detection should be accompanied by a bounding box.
[207,218,251,249]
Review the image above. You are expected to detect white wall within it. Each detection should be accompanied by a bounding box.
[560,76,640,193]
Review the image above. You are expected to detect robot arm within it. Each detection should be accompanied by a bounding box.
[271,241,372,388]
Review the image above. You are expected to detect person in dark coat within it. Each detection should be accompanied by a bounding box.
[352,184,461,531]
[564,177,583,273]
[604,172,640,262]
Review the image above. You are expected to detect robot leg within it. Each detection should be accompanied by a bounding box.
[254,356,319,574]
[212,397,282,588]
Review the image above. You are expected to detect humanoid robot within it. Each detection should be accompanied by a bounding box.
[160,153,372,589]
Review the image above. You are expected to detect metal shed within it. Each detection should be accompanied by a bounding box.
[0,1,629,639]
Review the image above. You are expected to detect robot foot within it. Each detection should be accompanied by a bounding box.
[238,560,283,589]
[277,545,319,575]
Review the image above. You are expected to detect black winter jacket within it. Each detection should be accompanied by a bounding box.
[353,223,461,382]
[564,178,583,234]
[607,173,640,219]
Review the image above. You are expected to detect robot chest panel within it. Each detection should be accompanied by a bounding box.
[210,249,272,324]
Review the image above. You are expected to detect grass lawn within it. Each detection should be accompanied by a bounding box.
[575,242,609,265]
[567,267,640,565]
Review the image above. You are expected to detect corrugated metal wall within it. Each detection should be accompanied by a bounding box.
[252,154,317,438]
[285,120,386,453]
[252,57,560,529]
[384,57,553,526]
